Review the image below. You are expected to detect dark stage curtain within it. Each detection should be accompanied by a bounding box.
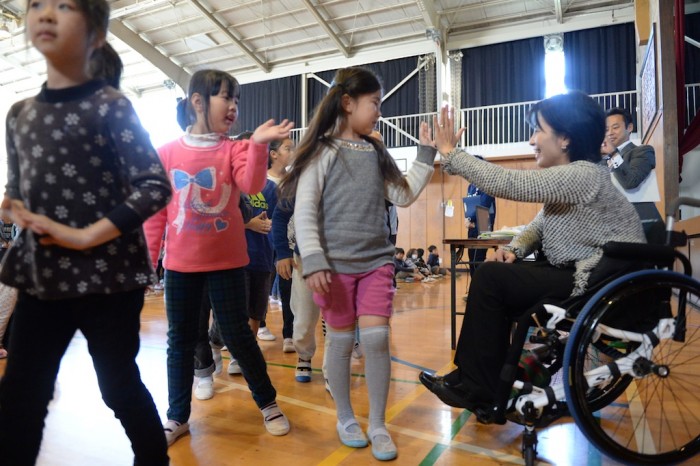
[233,56,420,135]
[677,0,700,174]
[234,75,301,135]
[307,56,421,118]
[564,23,636,94]
[687,13,700,85]
[460,37,546,107]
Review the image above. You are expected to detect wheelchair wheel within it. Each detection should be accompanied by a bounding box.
[563,270,700,464]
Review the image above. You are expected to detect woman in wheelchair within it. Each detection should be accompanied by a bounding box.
[420,92,646,417]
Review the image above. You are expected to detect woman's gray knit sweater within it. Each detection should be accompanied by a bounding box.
[443,149,646,296]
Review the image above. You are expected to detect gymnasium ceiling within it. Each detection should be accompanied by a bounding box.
[0,0,636,99]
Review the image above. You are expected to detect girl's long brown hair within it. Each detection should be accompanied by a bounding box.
[278,67,408,201]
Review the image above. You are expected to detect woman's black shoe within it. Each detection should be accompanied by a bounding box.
[418,371,443,391]
[419,372,502,424]
[419,372,472,409]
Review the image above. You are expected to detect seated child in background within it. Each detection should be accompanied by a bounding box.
[416,248,442,278]
[394,248,428,282]
[426,245,448,276]
[405,248,430,278]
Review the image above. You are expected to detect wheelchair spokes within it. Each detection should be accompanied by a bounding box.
[564,271,700,464]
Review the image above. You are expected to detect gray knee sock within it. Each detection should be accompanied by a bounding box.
[360,325,391,432]
[326,329,356,424]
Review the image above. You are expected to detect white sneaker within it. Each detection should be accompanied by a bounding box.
[194,376,214,400]
[257,327,277,341]
[295,359,312,383]
[262,404,290,436]
[283,338,295,353]
[269,295,282,306]
[163,420,189,446]
[228,358,242,375]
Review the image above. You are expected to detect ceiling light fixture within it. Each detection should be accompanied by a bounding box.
[0,16,18,40]
[0,4,21,40]
[0,22,10,39]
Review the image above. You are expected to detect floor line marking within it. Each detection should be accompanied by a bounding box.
[210,373,525,465]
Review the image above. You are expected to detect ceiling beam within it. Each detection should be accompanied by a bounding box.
[440,0,522,15]
[0,53,42,82]
[448,5,634,50]
[554,0,563,23]
[301,0,350,58]
[109,19,192,92]
[415,0,439,30]
[188,0,269,72]
[109,0,174,19]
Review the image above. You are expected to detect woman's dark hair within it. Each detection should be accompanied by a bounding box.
[40,0,123,88]
[176,69,240,133]
[527,91,605,163]
[278,66,407,201]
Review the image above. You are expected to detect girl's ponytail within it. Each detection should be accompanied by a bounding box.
[176,98,189,131]
[89,42,124,89]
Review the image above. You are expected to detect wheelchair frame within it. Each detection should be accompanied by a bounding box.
[486,197,700,465]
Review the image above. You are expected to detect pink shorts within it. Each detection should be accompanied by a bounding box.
[313,264,396,328]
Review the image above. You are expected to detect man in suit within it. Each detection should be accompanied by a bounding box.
[604,108,664,244]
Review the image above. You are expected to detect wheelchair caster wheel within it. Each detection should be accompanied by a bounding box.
[521,427,538,466]
[523,447,537,466]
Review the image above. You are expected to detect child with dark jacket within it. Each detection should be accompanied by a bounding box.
[426,245,447,276]
[393,248,424,282]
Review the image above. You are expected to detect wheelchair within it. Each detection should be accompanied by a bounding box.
[477,197,700,465]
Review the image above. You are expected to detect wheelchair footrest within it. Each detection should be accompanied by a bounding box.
[505,401,569,428]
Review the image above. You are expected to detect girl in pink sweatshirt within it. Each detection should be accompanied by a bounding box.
[144,69,294,446]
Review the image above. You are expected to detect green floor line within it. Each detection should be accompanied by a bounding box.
[418,409,472,466]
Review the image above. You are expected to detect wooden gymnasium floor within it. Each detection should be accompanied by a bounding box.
[0,273,680,465]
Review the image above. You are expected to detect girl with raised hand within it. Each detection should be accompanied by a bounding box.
[279,66,436,461]
[144,69,294,446]
[0,1,172,464]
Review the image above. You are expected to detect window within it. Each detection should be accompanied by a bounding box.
[544,34,567,98]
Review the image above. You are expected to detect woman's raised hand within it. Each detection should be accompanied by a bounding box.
[252,119,295,144]
[432,106,465,155]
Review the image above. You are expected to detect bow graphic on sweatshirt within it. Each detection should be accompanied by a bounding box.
[171,167,219,234]
[173,168,214,190]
